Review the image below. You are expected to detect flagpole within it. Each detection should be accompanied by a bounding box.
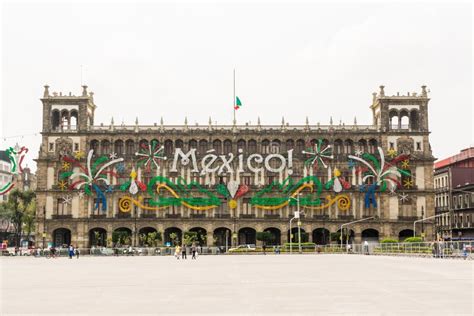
[233,68,236,125]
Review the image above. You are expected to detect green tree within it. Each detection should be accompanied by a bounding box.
[6,189,36,247]
[183,231,198,246]
[169,232,179,246]
[256,231,274,247]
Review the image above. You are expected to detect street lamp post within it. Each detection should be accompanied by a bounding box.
[340,217,375,251]
[42,206,46,249]
[421,206,425,240]
[413,212,448,238]
[289,195,303,254]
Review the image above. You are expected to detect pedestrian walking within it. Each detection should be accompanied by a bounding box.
[263,244,266,255]
[175,245,181,259]
[75,247,80,259]
[363,241,369,255]
[68,245,74,259]
[191,243,197,259]
[181,244,187,259]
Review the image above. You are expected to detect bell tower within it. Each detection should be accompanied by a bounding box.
[370,85,430,132]
[41,85,96,133]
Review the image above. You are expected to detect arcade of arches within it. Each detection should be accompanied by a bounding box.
[49,225,416,248]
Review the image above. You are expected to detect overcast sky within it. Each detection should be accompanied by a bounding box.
[1,0,472,171]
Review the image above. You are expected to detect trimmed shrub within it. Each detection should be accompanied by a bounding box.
[380,238,398,244]
[403,237,423,243]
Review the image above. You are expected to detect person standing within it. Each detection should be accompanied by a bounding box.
[75,247,80,259]
[364,241,369,255]
[191,243,196,260]
[175,245,181,259]
[181,244,187,259]
[68,245,74,259]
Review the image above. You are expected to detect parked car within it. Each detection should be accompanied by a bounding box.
[228,244,257,252]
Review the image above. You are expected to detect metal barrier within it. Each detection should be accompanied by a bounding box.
[1,241,473,259]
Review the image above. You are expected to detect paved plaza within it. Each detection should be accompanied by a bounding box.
[1,254,473,315]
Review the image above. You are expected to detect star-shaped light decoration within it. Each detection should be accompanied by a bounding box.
[348,159,356,169]
[403,178,414,189]
[62,195,72,205]
[78,191,84,199]
[387,148,397,159]
[401,159,410,169]
[302,139,333,169]
[116,162,125,174]
[109,152,118,160]
[61,161,71,170]
[354,149,363,157]
[399,193,409,203]
[74,151,85,160]
[358,184,366,192]
[105,185,114,194]
[388,185,397,195]
[58,180,68,191]
[135,140,167,172]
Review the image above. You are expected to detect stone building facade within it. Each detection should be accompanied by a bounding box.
[35,84,435,248]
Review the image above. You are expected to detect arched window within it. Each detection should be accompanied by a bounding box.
[52,110,60,130]
[139,139,149,151]
[271,139,280,154]
[90,140,99,153]
[70,110,78,130]
[389,110,399,130]
[400,110,409,129]
[248,139,257,154]
[164,140,173,156]
[223,139,232,154]
[358,139,368,153]
[212,139,222,154]
[262,139,270,154]
[334,139,343,155]
[198,140,208,154]
[296,139,305,155]
[189,139,197,150]
[60,110,69,129]
[125,140,135,156]
[114,140,124,155]
[286,139,294,151]
[368,139,378,154]
[101,140,110,155]
[344,139,353,154]
[175,139,184,149]
[237,139,246,152]
[410,110,419,130]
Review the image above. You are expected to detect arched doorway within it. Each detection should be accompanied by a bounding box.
[238,227,256,245]
[138,227,160,246]
[164,227,182,246]
[188,227,207,246]
[89,228,107,247]
[288,227,308,243]
[362,229,379,243]
[336,228,355,244]
[112,227,132,247]
[214,227,232,248]
[312,228,330,245]
[399,229,414,242]
[53,228,71,247]
[263,227,281,245]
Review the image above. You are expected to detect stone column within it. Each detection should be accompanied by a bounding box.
[206,231,214,247]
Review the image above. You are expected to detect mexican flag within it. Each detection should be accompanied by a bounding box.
[234,96,242,110]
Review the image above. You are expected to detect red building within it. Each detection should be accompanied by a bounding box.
[434,147,474,240]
